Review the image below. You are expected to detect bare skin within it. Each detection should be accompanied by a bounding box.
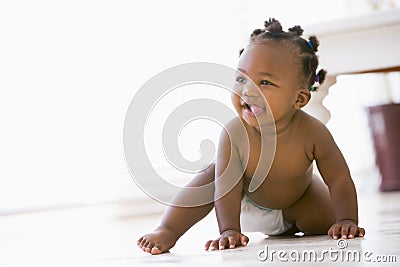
[137,165,215,254]
[137,41,365,254]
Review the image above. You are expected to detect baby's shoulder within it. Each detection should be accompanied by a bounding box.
[297,110,328,130]
[224,116,245,130]
[296,110,333,140]
[221,117,249,143]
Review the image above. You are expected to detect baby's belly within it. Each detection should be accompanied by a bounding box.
[242,168,313,209]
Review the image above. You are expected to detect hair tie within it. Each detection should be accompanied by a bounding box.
[307,40,314,49]
[310,73,320,92]
[270,32,281,37]
[315,73,320,83]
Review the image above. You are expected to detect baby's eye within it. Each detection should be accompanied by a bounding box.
[235,76,246,83]
[260,80,273,86]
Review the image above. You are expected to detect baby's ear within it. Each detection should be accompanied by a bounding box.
[294,88,311,109]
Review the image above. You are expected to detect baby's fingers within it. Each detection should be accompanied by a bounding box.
[241,234,249,246]
[219,237,230,250]
[357,227,365,237]
[340,224,351,239]
[328,224,341,239]
[347,225,358,239]
[206,240,220,251]
[347,225,363,239]
[227,236,237,249]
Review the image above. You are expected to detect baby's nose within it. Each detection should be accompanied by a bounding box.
[242,95,256,103]
[242,83,260,98]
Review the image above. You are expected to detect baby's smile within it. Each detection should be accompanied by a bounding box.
[242,103,264,117]
[240,98,265,117]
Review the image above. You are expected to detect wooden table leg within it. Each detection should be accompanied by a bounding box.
[303,75,337,124]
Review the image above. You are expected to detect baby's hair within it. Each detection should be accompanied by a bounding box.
[240,18,327,91]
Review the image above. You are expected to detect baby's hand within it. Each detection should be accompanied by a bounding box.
[205,230,249,251]
[328,220,365,239]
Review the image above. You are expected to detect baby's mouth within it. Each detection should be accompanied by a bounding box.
[241,101,265,116]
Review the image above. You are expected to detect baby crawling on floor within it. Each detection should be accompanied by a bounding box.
[137,18,365,255]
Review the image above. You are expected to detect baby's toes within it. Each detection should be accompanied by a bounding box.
[141,240,151,251]
[144,241,155,253]
[137,237,146,248]
[150,245,162,255]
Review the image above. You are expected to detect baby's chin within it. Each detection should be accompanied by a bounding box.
[241,114,269,127]
[241,113,273,129]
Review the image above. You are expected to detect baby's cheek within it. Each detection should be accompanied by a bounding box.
[231,94,240,105]
[232,83,244,95]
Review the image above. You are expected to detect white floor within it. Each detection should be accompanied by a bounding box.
[1,167,400,267]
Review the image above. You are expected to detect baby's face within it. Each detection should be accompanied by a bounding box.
[232,41,303,128]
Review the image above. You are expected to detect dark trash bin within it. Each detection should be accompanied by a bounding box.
[368,103,400,191]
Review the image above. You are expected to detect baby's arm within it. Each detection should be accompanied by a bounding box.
[314,123,365,239]
[205,123,249,250]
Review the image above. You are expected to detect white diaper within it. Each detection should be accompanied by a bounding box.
[240,195,292,235]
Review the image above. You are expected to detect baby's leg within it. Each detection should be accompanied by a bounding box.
[283,174,335,235]
[137,164,215,255]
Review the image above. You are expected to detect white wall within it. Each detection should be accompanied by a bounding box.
[1,0,397,212]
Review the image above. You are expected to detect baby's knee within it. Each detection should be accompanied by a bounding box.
[296,213,334,235]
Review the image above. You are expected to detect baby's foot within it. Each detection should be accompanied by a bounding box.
[137,226,178,255]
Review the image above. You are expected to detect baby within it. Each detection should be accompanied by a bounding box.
[137,18,365,255]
